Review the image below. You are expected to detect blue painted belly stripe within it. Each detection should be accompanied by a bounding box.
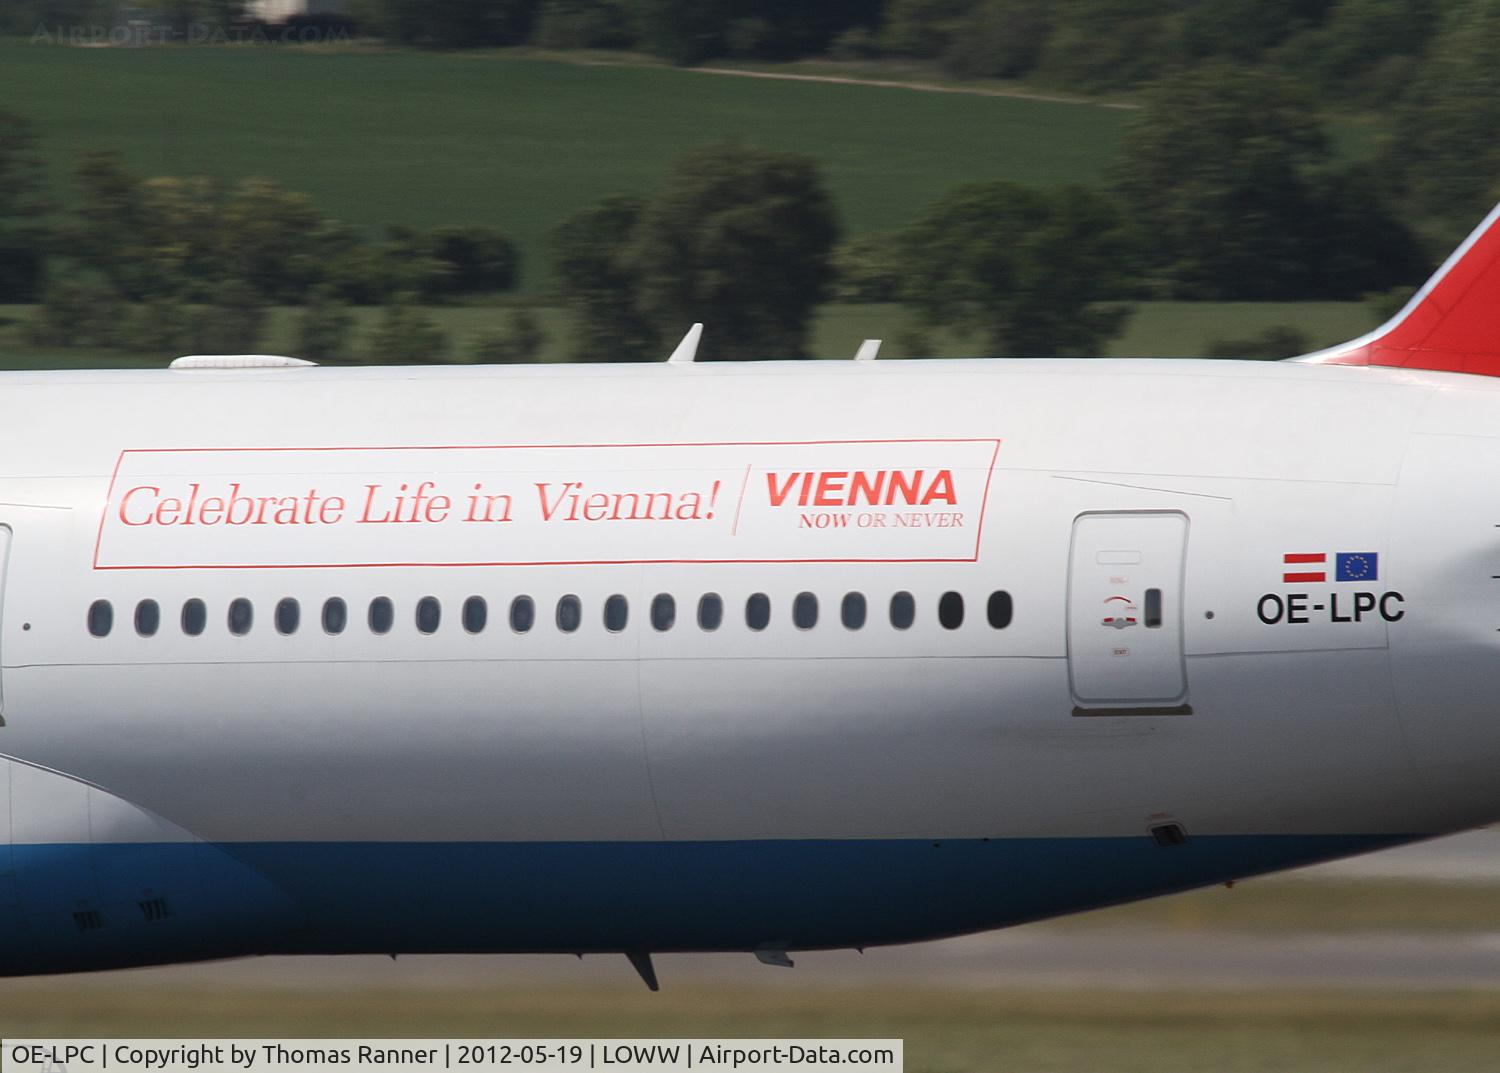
[2,834,1417,975]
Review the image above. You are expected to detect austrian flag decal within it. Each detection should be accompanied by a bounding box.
[1282,552,1379,584]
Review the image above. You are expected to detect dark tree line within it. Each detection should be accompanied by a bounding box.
[0,111,48,304]
[553,142,840,361]
[343,0,883,61]
[0,0,1481,105]
[1,130,523,358]
[552,144,1134,360]
[1113,65,1424,301]
[39,149,518,306]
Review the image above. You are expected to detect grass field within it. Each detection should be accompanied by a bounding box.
[1046,877,1500,933]
[0,299,1376,368]
[0,41,1128,290]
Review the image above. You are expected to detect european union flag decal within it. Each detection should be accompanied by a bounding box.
[1335,552,1378,582]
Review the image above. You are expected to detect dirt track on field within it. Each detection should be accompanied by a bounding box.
[570,57,1140,109]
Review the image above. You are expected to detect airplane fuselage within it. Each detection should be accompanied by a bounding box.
[1,356,1497,974]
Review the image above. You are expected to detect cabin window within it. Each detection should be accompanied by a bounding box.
[416,596,441,634]
[793,592,819,630]
[698,593,723,632]
[651,593,676,632]
[323,597,347,635]
[746,593,771,631]
[890,591,915,630]
[557,594,582,633]
[275,598,300,635]
[134,599,160,637]
[510,595,535,634]
[603,594,628,632]
[87,599,113,638]
[938,591,964,630]
[841,592,867,630]
[181,598,206,637]
[228,598,253,636]
[463,596,487,634]
[987,590,1013,629]
[368,597,394,635]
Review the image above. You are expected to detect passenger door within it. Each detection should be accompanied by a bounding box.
[0,525,10,722]
[1067,511,1189,713]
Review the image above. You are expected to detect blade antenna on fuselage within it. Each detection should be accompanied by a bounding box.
[667,324,703,364]
[626,950,660,991]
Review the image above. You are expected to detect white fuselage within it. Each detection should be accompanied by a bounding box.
[0,356,1497,973]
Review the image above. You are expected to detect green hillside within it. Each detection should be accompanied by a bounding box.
[0,42,1127,290]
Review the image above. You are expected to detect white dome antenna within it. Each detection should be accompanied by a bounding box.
[169,354,316,370]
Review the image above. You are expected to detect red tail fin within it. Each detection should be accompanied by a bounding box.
[1301,202,1500,374]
